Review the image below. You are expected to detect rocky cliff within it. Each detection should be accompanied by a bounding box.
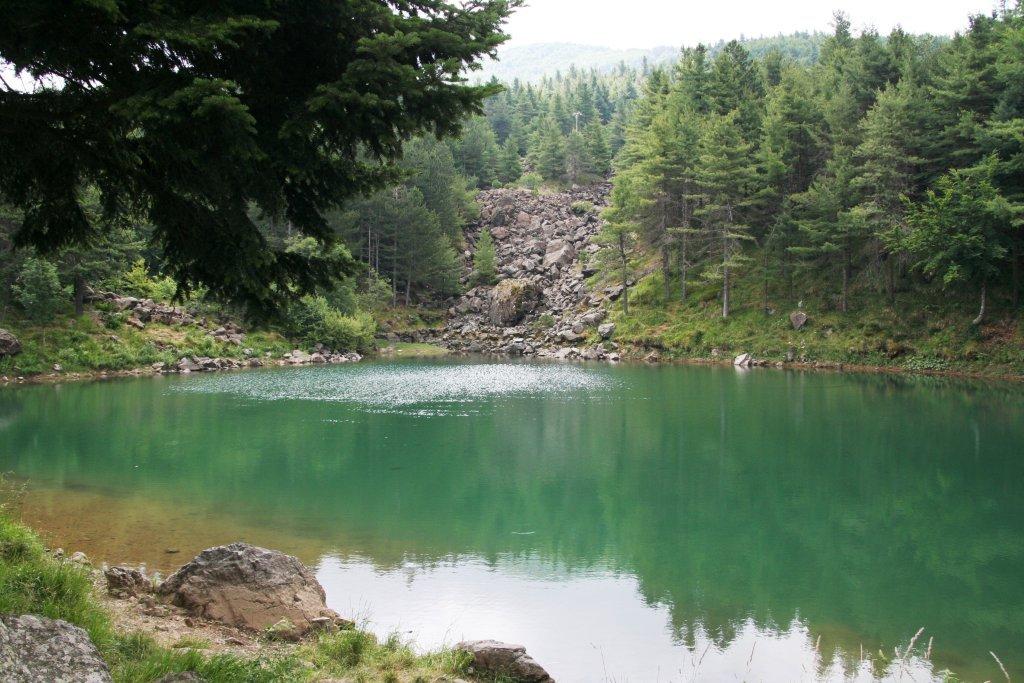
[417,185,622,360]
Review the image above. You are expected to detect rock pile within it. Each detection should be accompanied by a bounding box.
[425,185,621,360]
[87,290,197,328]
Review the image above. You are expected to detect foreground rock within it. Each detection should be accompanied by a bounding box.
[0,614,112,682]
[158,542,342,636]
[105,565,152,597]
[456,640,553,682]
[0,328,21,357]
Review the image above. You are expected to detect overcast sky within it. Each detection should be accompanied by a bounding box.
[501,0,999,49]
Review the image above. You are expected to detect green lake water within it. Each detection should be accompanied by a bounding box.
[1,360,1022,682]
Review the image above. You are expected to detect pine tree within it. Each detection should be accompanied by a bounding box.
[789,147,866,312]
[564,131,594,185]
[695,112,758,317]
[530,116,566,182]
[901,162,1014,323]
[497,138,523,185]
[473,229,498,286]
[852,81,926,301]
[0,0,515,314]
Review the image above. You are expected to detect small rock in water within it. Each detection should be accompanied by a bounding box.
[70,551,90,565]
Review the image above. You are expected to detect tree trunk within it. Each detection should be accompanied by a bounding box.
[679,234,687,304]
[619,233,629,316]
[841,249,850,314]
[73,274,86,317]
[1012,242,1020,310]
[972,282,986,326]
[661,244,671,304]
[405,278,411,307]
[762,250,769,315]
[722,264,730,318]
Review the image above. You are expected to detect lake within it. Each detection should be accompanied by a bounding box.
[1,360,1022,682]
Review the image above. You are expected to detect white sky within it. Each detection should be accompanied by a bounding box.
[501,0,1000,48]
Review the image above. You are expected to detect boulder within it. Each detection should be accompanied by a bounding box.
[733,353,753,367]
[542,239,575,268]
[790,311,809,330]
[158,542,340,635]
[0,328,22,357]
[105,566,152,597]
[177,357,202,373]
[0,614,112,682]
[597,323,615,340]
[455,640,552,682]
[489,279,542,326]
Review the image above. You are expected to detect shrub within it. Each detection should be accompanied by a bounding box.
[12,257,67,321]
[286,296,376,353]
[518,171,542,194]
[118,260,178,302]
[571,200,595,216]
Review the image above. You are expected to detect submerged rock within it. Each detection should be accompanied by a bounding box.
[455,640,553,682]
[0,614,112,682]
[158,542,341,635]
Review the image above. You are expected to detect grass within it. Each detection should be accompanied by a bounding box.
[0,500,473,682]
[603,265,1024,378]
[0,310,292,378]
[376,341,450,358]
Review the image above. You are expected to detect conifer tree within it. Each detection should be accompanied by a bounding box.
[695,112,758,317]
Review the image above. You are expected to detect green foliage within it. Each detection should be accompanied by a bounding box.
[285,296,376,353]
[0,0,516,314]
[118,261,179,302]
[11,257,67,321]
[571,200,596,216]
[517,172,543,193]
[603,5,1024,331]
[473,229,498,286]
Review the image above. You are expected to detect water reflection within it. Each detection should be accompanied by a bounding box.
[1,360,1022,681]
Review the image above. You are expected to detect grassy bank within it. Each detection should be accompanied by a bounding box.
[0,508,472,682]
[0,311,292,378]
[601,266,1024,379]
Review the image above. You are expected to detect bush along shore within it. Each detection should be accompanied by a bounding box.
[0,509,553,682]
[0,289,368,385]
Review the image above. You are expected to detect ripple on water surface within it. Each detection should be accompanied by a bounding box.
[169,361,615,413]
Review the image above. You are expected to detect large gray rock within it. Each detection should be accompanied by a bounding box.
[456,640,553,682]
[0,328,21,357]
[489,279,542,326]
[158,542,340,635]
[0,614,112,682]
[790,310,809,330]
[104,566,152,597]
[542,239,575,268]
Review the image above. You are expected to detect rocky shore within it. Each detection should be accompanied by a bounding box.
[2,542,553,682]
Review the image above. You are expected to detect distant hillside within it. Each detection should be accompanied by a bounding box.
[475,34,831,83]
[475,43,678,82]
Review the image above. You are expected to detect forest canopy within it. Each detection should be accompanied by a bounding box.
[0,0,518,315]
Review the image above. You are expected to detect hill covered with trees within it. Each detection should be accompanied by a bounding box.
[593,8,1023,374]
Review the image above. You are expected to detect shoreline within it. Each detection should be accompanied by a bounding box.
[4,342,1022,388]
